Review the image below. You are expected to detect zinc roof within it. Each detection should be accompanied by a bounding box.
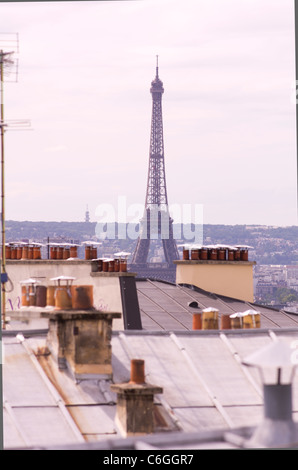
[3,327,298,449]
[137,279,298,331]
[3,279,298,449]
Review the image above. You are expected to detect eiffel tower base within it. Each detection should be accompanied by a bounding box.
[129,263,177,284]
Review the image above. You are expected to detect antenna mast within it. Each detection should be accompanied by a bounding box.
[0,33,25,329]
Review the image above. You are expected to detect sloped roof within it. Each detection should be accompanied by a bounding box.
[3,279,298,449]
[3,327,298,449]
[137,279,298,330]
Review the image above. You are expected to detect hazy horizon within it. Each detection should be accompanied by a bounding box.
[5,219,297,228]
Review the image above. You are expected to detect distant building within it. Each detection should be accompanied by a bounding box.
[85,205,90,223]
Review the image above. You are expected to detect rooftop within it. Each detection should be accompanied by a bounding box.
[3,324,298,449]
[6,278,298,333]
[4,271,298,450]
[136,279,298,331]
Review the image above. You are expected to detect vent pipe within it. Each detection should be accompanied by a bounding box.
[242,340,298,448]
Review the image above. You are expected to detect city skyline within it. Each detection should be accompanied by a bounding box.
[0,0,297,226]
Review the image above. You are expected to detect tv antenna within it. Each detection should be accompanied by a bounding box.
[0,33,31,328]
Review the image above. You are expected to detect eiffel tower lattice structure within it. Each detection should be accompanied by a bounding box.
[130,59,179,281]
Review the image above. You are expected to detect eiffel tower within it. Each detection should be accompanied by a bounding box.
[130,58,179,281]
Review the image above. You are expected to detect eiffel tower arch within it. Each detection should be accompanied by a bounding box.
[130,59,179,281]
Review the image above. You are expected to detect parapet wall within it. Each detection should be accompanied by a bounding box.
[174,259,256,302]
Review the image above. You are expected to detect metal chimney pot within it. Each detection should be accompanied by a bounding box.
[242,340,298,448]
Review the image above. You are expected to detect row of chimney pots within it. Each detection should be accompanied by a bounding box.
[91,258,128,273]
[182,245,252,262]
[20,277,94,310]
[4,243,89,260]
[4,244,129,271]
[4,243,252,263]
[5,243,44,260]
[192,308,261,330]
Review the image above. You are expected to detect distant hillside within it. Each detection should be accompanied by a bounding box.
[4,221,298,265]
[5,220,97,240]
[202,224,298,265]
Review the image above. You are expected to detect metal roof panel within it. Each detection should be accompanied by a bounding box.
[3,342,57,407]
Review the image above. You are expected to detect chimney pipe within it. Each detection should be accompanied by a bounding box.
[130,359,145,384]
[202,307,219,330]
[242,341,298,448]
[110,359,163,436]
[192,312,202,330]
[245,383,297,448]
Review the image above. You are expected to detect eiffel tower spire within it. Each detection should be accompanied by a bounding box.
[131,60,179,271]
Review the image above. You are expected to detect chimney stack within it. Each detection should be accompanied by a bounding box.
[43,309,121,379]
[110,359,163,436]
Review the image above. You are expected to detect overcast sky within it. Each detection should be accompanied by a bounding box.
[0,0,297,226]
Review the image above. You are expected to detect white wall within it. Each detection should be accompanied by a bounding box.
[4,260,128,329]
